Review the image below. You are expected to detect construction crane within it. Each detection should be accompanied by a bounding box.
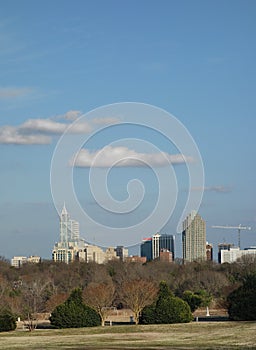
[212,225,251,248]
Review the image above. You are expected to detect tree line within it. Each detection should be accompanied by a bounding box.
[0,254,256,331]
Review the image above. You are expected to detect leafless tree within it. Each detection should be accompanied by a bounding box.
[119,279,158,324]
[83,282,115,326]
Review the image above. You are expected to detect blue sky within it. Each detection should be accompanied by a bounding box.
[0,0,256,259]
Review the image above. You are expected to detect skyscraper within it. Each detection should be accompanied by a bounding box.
[182,211,206,263]
[140,237,152,261]
[59,203,80,246]
[52,204,80,263]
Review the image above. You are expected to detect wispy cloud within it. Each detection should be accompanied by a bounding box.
[54,110,83,121]
[92,117,120,125]
[0,87,33,99]
[20,118,92,134]
[71,146,193,168]
[192,185,232,193]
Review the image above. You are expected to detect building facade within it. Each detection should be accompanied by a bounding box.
[53,204,81,263]
[218,243,234,263]
[220,247,256,263]
[11,255,41,268]
[140,237,152,261]
[206,243,213,261]
[115,246,129,261]
[141,233,175,262]
[182,211,206,263]
[59,203,80,246]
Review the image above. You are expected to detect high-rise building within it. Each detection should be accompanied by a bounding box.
[159,234,175,260]
[59,203,80,246]
[182,211,206,263]
[53,204,81,263]
[152,233,161,260]
[115,246,129,261]
[141,237,152,261]
[141,233,175,261]
[70,219,80,242]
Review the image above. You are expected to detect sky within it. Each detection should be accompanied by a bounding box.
[0,0,256,260]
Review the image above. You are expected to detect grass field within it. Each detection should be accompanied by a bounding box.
[0,322,256,349]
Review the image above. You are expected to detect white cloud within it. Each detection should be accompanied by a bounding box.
[72,146,192,168]
[20,118,92,134]
[0,126,51,144]
[0,110,119,145]
[0,87,33,99]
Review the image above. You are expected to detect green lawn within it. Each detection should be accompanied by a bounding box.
[0,322,256,349]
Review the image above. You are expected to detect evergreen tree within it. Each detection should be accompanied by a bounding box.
[50,288,101,328]
[0,308,16,332]
[140,281,193,324]
[228,274,256,321]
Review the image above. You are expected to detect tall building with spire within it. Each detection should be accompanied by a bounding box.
[59,203,80,246]
[182,211,206,263]
[52,203,122,264]
[52,204,80,263]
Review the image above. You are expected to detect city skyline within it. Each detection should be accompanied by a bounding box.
[0,1,256,259]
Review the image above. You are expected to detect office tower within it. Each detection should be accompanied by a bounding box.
[152,233,161,260]
[159,234,175,260]
[59,203,70,246]
[182,211,206,263]
[53,204,80,263]
[70,219,80,241]
[141,233,175,262]
[115,246,129,261]
[59,203,80,246]
[141,237,153,261]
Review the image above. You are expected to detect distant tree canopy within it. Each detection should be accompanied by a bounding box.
[50,288,101,328]
[0,308,16,332]
[228,274,256,321]
[140,281,193,324]
[1,258,256,325]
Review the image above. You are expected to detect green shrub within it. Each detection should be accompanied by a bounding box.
[0,309,16,332]
[182,290,212,312]
[140,281,193,324]
[228,274,256,321]
[50,288,101,328]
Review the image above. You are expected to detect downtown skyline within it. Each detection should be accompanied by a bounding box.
[0,1,256,259]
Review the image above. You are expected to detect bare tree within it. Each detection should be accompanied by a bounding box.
[119,279,158,324]
[20,277,52,331]
[83,282,115,326]
[45,292,69,313]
